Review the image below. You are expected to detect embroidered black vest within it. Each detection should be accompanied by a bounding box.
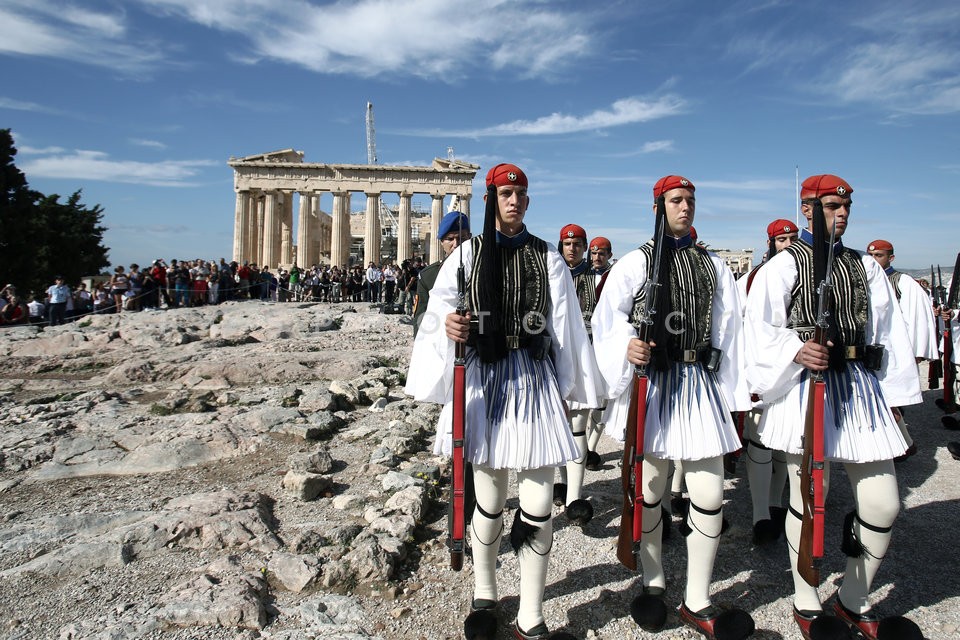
[784,240,869,346]
[629,242,717,351]
[467,234,550,338]
[570,261,597,334]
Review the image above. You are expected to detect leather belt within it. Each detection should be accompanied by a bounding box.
[666,345,714,363]
[842,345,863,360]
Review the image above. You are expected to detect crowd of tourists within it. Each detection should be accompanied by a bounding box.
[0,256,429,328]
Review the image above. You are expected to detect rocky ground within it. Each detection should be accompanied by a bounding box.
[0,301,958,640]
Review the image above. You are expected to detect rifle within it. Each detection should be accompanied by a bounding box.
[797,200,835,587]
[447,220,468,571]
[616,195,667,571]
[929,265,942,389]
[942,255,960,412]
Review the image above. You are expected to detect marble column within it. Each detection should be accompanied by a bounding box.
[280,191,293,267]
[342,193,353,266]
[296,191,311,268]
[233,190,249,263]
[255,195,265,266]
[397,193,412,264]
[311,193,322,264]
[430,194,445,264]
[364,192,381,266]
[262,191,278,268]
[331,192,345,267]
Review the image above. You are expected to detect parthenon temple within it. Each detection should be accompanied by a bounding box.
[228,149,479,268]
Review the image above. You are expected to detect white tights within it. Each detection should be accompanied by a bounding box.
[784,455,899,614]
[471,465,555,631]
[641,455,725,612]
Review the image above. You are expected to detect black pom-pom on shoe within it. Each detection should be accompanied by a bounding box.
[947,441,960,460]
[752,519,780,545]
[464,608,498,640]
[629,587,668,632]
[877,615,924,640]
[585,450,603,470]
[565,499,593,526]
[943,415,960,430]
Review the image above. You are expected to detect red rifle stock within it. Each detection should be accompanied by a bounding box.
[797,200,834,587]
[616,195,666,571]
[617,372,647,570]
[449,336,466,570]
[797,327,827,586]
[448,233,468,571]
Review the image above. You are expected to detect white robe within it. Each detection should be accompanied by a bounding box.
[893,272,938,361]
[404,239,602,470]
[743,249,921,463]
[591,247,750,460]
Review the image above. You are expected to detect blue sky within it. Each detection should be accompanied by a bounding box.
[2,0,959,272]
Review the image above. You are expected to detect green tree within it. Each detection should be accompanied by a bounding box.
[0,129,110,296]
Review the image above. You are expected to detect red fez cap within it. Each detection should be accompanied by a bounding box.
[689,226,698,241]
[800,174,853,199]
[653,175,695,200]
[560,224,587,241]
[589,236,611,251]
[766,219,797,238]
[485,163,528,188]
[867,239,894,253]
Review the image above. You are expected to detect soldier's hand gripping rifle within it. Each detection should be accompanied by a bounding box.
[797,200,835,587]
[616,195,667,571]
[929,265,943,389]
[940,255,960,412]
[448,223,468,571]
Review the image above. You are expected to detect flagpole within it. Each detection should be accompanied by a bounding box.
[795,165,800,226]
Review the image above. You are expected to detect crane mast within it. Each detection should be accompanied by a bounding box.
[366,102,377,165]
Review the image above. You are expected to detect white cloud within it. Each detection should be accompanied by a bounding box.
[727,2,960,116]
[129,138,168,150]
[0,2,165,73]
[20,149,218,187]
[17,144,66,155]
[408,96,687,138]
[0,96,63,114]
[141,0,596,79]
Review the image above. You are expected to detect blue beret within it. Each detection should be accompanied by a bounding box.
[437,211,470,239]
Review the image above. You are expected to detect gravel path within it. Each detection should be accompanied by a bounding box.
[0,306,957,640]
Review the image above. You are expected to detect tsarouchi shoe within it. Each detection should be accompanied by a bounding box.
[792,606,852,640]
[510,621,576,640]
[678,602,755,640]
[833,599,924,640]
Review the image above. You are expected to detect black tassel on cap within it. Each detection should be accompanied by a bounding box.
[473,184,507,363]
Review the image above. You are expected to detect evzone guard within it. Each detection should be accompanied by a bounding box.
[743,174,924,640]
[736,219,799,546]
[865,239,939,461]
[592,175,756,639]
[584,236,614,471]
[405,163,600,640]
[553,223,605,525]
